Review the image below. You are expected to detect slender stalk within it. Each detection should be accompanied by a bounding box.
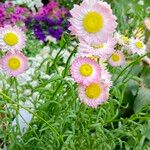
[51,46,77,100]
[114,52,150,84]
[13,77,21,134]
[63,46,78,77]
[50,40,67,72]
[0,91,64,142]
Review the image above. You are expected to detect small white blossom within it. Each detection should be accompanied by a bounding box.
[30,81,38,87]
[46,35,57,44]
[128,38,146,56]
[32,92,40,100]
[24,89,32,96]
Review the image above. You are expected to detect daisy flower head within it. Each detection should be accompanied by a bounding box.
[78,81,109,108]
[70,57,101,85]
[109,51,125,67]
[100,65,112,89]
[128,38,146,56]
[114,32,130,46]
[69,0,117,43]
[144,18,150,31]
[1,51,28,77]
[0,25,26,51]
[78,37,116,60]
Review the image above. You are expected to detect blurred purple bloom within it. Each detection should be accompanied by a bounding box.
[48,27,64,40]
[33,24,46,41]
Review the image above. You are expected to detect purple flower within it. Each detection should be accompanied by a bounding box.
[14,6,27,14]
[25,17,33,26]
[0,7,5,22]
[46,18,63,26]
[4,2,13,9]
[34,16,47,22]
[48,27,64,40]
[33,24,46,41]
[0,2,31,28]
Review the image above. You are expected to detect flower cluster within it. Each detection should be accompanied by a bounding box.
[69,0,148,108]
[0,2,31,28]
[0,25,28,76]
[69,0,120,108]
[70,0,149,107]
[115,31,147,56]
[69,0,125,66]
[25,1,69,42]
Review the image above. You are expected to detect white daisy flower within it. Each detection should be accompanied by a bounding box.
[114,32,130,46]
[128,38,146,56]
[109,51,125,67]
[144,18,150,31]
[69,0,117,44]
[0,25,26,51]
[78,37,116,60]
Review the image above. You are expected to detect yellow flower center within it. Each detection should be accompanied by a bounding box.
[83,11,103,33]
[121,36,130,44]
[135,41,143,49]
[92,43,105,49]
[8,57,21,70]
[146,20,150,27]
[89,55,98,61]
[111,53,120,62]
[79,64,93,77]
[3,32,19,46]
[85,83,102,99]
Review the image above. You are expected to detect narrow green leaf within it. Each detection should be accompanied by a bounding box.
[134,88,150,113]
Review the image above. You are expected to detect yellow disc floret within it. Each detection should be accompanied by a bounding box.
[3,32,19,46]
[89,55,98,61]
[121,35,130,44]
[83,11,103,33]
[92,43,105,49]
[146,20,150,27]
[111,53,120,62]
[80,64,93,77]
[135,41,143,49]
[85,83,102,99]
[8,57,21,70]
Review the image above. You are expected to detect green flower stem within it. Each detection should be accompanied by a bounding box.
[13,77,21,134]
[103,115,150,127]
[51,46,77,100]
[0,90,64,143]
[49,40,67,73]
[62,45,78,78]
[114,52,150,84]
[19,113,43,145]
[122,64,135,82]
[145,30,150,44]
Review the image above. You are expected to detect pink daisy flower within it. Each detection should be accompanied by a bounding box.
[0,25,26,51]
[78,37,116,60]
[128,38,146,56]
[70,57,101,85]
[69,0,117,43]
[101,65,112,89]
[109,51,125,67]
[1,51,28,76]
[78,82,109,108]
[144,18,150,31]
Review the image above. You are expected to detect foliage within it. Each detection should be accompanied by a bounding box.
[0,0,150,150]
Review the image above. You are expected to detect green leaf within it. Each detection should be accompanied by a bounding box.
[141,68,150,88]
[134,88,150,113]
[123,80,139,106]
